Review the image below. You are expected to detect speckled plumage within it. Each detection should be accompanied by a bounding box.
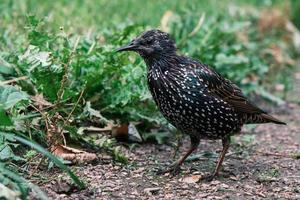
[117,29,286,179]
[146,55,242,140]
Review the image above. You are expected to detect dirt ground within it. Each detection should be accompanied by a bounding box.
[34,102,300,200]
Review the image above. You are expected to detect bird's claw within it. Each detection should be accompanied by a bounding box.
[202,174,216,181]
[200,172,219,181]
[156,164,181,176]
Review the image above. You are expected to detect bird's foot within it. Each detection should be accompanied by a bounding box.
[201,174,216,181]
[200,172,219,181]
[156,163,181,176]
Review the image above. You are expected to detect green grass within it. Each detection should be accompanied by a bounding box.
[0,0,284,27]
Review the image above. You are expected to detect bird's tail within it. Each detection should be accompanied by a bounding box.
[244,113,286,125]
[260,113,286,125]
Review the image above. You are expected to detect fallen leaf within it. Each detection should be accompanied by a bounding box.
[111,124,128,141]
[259,9,287,33]
[286,21,300,52]
[52,145,97,164]
[275,84,285,91]
[112,123,142,143]
[132,167,144,174]
[181,175,202,183]
[31,94,53,109]
[143,187,160,195]
[160,11,173,32]
[52,180,77,195]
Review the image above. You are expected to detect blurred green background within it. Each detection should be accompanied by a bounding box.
[0,0,296,27]
[1,0,299,121]
[1,0,300,198]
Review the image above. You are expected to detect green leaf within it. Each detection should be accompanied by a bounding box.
[4,133,85,189]
[0,85,29,109]
[241,134,256,143]
[0,145,14,160]
[19,45,52,70]
[26,14,40,28]
[0,183,22,200]
[293,151,300,159]
[0,106,13,126]
[0,65,14,75]
[0,163,48,200]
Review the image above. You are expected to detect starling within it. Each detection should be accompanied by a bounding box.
[116,29,286,179]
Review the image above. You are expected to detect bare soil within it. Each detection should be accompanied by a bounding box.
[34,103,300,200]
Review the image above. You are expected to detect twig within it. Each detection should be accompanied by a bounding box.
[188,13,206,38]
[226,149,245,157]
[29,156,44,178]
[87,41,96,55]
[30,104,50,134]
[178,13,206,47]
[66,88,85,125]
[36,98,69,111]
[51,36,80,147]
[20,153,42,168]
[255,150,292,158]
[0,76,28,85]
[30,104,65,148]
[55,36,81,106]
[26,105,51,177]
[80,126,113,132]
[58,87,85,140]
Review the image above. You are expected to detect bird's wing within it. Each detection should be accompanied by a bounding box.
[194,64,266,114]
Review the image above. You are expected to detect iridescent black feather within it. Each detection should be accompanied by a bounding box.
[117,29,286,178]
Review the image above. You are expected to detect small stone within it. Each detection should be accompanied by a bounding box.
[144,187,160,195]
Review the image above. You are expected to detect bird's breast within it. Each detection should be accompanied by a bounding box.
[147,67,241,138]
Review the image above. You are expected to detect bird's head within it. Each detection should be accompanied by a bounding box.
[116,29,176,58]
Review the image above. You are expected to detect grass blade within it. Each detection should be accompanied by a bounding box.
[4,133,85,189]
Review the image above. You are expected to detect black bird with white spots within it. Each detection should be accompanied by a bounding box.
[117,29,286,180]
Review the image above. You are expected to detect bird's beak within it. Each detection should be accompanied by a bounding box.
[116,43,138,52]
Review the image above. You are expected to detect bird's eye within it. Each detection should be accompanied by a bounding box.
[145,40,153,45]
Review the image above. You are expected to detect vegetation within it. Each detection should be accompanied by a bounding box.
[0,0,299,199]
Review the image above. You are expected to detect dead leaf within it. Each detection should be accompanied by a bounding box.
[188,13,205,37]
[259,9,287,33]
[31,94,53,109]
[160,11,173,32]
[236,31,248,43]
[112,123,142,143]
[286,21,300,52]
[52,180,77,195]
[181,175,202,183]
[111,124,128,141]
[267,44,295,65]
[275,84,285,91]
[133,167,145,174]
[143,187,160,195]
[269,45,284,64]
[52,145,97,164]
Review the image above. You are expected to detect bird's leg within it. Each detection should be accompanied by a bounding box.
[157,135,199,176]
[172,130,183,159]
[204,136,230,181]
